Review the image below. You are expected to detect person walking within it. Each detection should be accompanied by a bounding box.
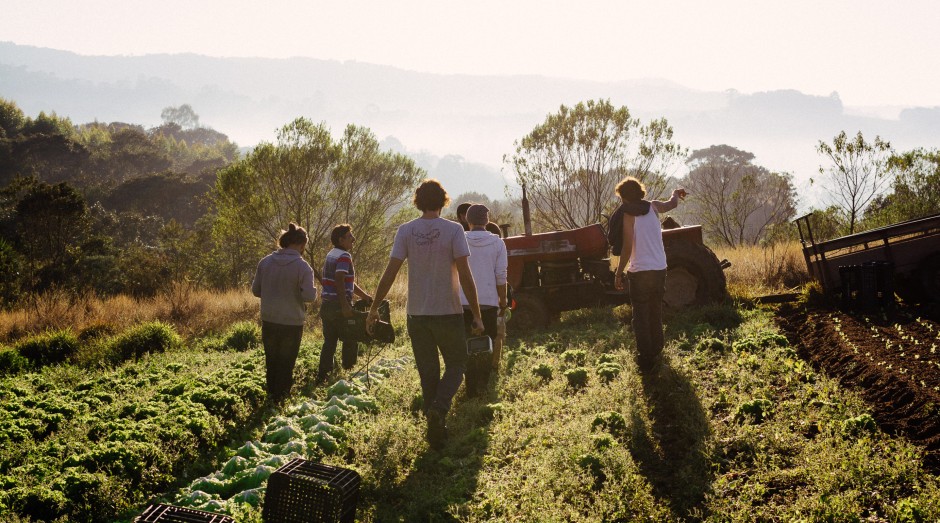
[367,179,484,450]
[612,177,686,373]
[317,224,373,383]
[456,201,473,231]
[459,204,508,394]
[251,223,319,403]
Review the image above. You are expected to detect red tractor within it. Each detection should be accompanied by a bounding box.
[503,196,729,329]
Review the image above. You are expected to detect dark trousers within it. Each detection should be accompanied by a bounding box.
[628,270,666,372]
[407,314,468,415]
[261,321,304,402]
[463,307,498,396]
[318,301,359,381]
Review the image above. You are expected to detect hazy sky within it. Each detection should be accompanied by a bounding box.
[3,0,939,108]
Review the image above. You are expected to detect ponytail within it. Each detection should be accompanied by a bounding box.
[278,223,308,248]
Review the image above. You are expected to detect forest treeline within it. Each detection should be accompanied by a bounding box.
[1,97,938,312]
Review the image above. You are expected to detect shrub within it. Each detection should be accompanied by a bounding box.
[564,367,588,389]
[532,363,553,382]
[758,333,789,348]
[842,414,878,437]
[591,411,628,440]
[696,337,727,353]
[597,362,622,383]
[0,346,30,375]
[78,323,117,342]
[577,453,606,490]
[561,349,586,366]
[15,330,81,366]
[109,321,182,362]
[731,338,761,353]
[592,433,616,450]
[223,321,260,351]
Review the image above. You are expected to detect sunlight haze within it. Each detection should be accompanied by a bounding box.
[3,0,939,107]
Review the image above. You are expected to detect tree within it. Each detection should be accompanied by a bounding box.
[681,145,797,247]
[817,131,892,234]
[0,97,26,138]
[212,118,424,282]
[160,104,200,130]
[506,99,685,231]
[14,182,90,290]
[870,148,940,224]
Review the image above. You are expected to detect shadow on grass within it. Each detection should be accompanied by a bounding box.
[368,366,497,522]
[630,361,712,520]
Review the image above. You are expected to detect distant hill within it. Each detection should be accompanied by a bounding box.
[2,41,939,204]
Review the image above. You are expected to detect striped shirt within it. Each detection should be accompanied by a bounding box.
[321,247,355,302]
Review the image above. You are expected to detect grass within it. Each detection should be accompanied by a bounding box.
[5,247,940,521]
[0,285,259,344]
[712,241,810,298]
[335,303,940,522]
[0,275,411,346]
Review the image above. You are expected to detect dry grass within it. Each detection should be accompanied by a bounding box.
[0,277,412,345]
[711,241,811,298]
[0,285,258,343]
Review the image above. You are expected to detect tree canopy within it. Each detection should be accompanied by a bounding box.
[681,145,796,247]
[506,99,685,231]
[817,131,892,234]
[212,118,424,282]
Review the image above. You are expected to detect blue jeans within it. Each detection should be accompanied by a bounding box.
[628,270,666,372]
[407,314,468,414]
[261,321,304,402]
[318,301,359,381]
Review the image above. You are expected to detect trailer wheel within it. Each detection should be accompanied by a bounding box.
[919,253,940,302]
[509,292,550,331]
[663,240,728,308]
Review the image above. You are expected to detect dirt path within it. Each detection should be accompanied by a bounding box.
[776,303,940,470]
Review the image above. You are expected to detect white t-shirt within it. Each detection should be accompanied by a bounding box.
[390,217,470,315]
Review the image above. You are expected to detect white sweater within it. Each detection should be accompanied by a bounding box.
[459,230,508,308]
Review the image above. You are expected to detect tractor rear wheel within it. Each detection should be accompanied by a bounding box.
[509,291,550,331]
[663,240,728,308]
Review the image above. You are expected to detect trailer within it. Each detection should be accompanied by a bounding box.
[795,212,940,301]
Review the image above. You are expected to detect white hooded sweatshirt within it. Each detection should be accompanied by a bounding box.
[459,230,508,308]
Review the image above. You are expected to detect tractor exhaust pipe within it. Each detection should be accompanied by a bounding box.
[522,184,533,236]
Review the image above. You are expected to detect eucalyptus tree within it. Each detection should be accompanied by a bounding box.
[505,99,685,232]
[212,117,423,283]
[682,145,797,247]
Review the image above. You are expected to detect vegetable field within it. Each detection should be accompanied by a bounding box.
[3,301,940,522]
[778,303,940,468]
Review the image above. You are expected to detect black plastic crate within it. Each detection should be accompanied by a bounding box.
[134,504,234,523]
[263,458,361,523]
[840,262,894,311]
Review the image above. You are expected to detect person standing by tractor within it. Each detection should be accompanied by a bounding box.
[251,223,319,403]
[317,224,373,384]
[367,179,485,450]
[459,204,509,395]
[612,177,686,373]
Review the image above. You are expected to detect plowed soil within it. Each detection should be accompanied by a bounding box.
[776,304,940,470]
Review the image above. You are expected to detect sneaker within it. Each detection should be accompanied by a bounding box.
[426,408,447,450]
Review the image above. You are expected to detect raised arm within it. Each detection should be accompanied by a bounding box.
[651,188,687,214]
